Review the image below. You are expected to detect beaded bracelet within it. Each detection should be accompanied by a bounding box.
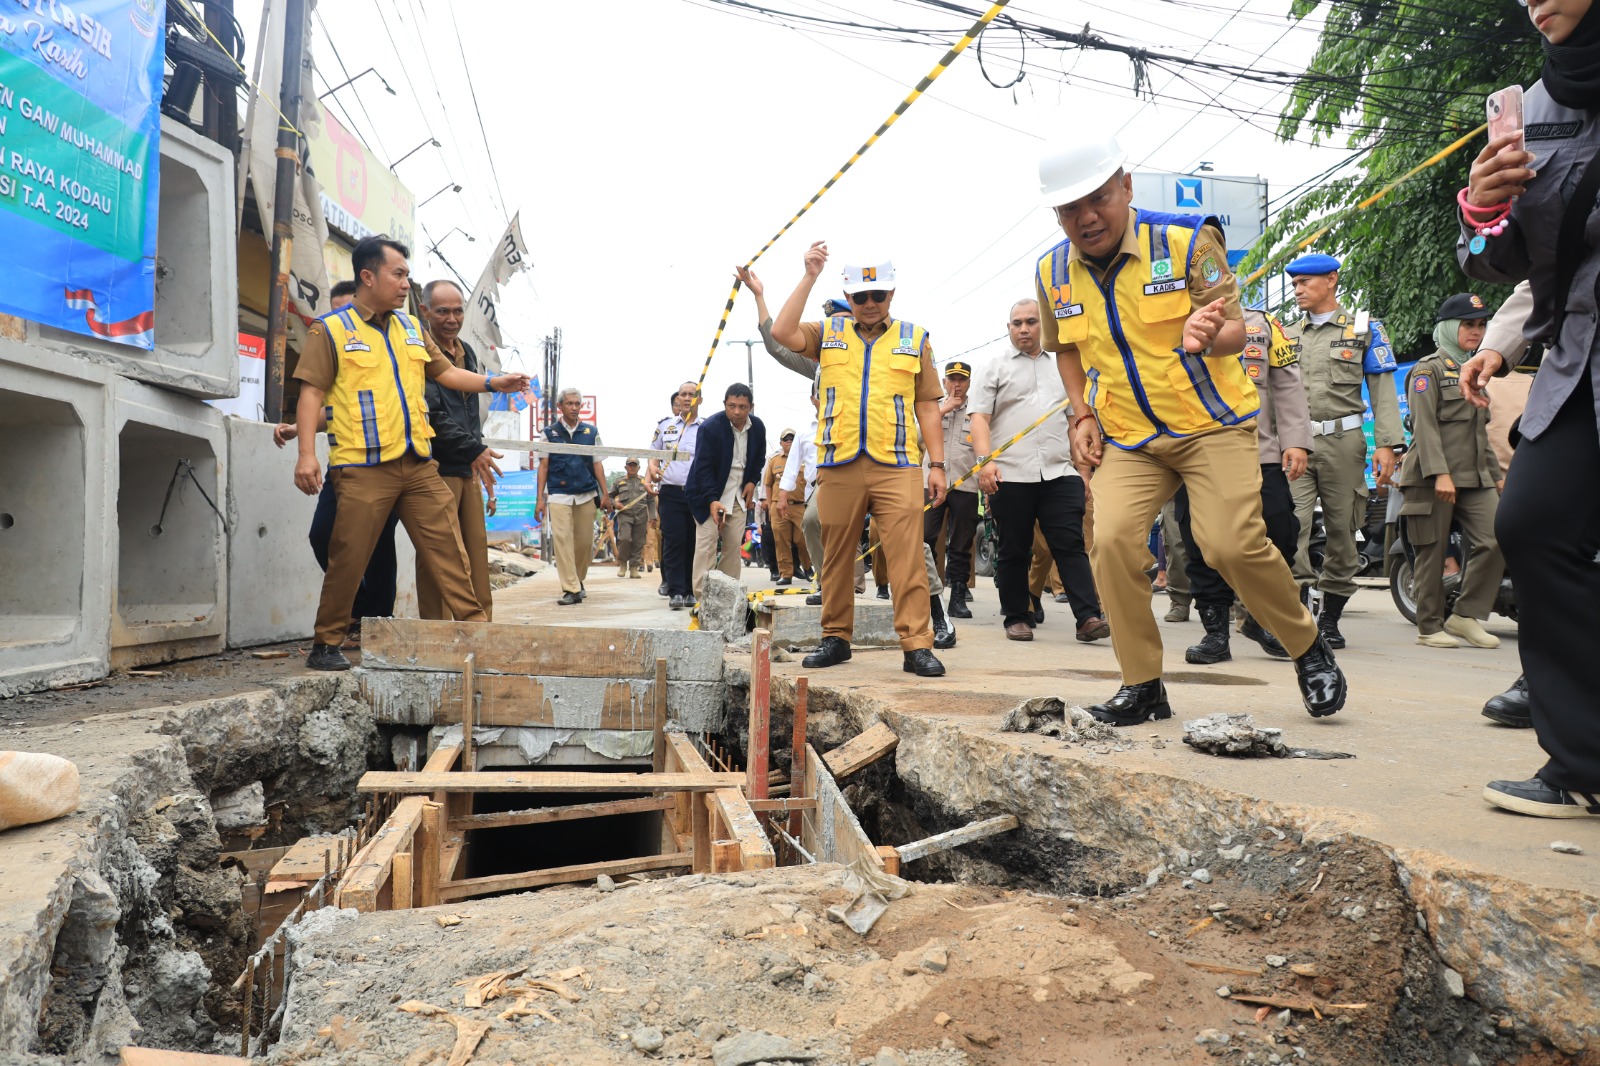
[1458,187,1513,253]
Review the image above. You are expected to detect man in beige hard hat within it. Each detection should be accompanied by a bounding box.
[1034,133,1344,725]
[770,245,949,677]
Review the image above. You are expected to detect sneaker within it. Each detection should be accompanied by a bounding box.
[1417,630,1461,649]
[1444,614,1500,649]
[1484,776,1600,818]
[306,643,351,671]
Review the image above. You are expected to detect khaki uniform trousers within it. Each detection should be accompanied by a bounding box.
[615,509,648,573]
[645,521,661,568]
[800,493,824,580]
[1291,427,1369,598]
[418,474,492,622]
[547,498,596,594]
[317,453,484,645]
[818,458,932,651]
[1028,524,1060,597]
[693,506,745,598]
[770,501,811,577]
[1404,486,1506,633]
[1160,498,1190,602]
[1091,425,1317,684]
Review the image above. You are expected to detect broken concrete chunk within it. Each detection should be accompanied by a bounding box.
[596,874,617,893]
[1216,844,1246,862]
[1191,868,1212,884]
[921,945,949,973]
[1442,967,1466,998]
[711,1030,818,1066]
[998,696,1133,748]
[874,1049,909,1066]
[631,1026,665,1052]
[1182,714,1356,760]
[210,780,266,829]
[0,750,80,831]
[1265,955,1288,968]
[1550,841,1584,855]
[699,571,752,643]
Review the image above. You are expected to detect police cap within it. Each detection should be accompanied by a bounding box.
[944,361,972,379]
[1435,292,1488,322]
[1284,253,1341,277]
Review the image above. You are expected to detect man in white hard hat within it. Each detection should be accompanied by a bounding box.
[1034,134,1345,725]
[770,244,949,677]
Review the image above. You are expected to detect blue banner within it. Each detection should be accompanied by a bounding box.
[485,469,541,533]
[0,0,164,347]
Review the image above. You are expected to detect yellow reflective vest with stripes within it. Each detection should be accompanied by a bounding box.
[816,317,927,467]
[1037,210,1258,449]
[321,307,436,468]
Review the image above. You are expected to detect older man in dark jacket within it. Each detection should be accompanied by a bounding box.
[686,383,766,598]
[420,279,502,620]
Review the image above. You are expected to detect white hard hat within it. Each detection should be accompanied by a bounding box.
[1038,134,1128,208]
[842,260,896,294]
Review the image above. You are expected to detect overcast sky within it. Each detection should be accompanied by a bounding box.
[236,0,1357,468]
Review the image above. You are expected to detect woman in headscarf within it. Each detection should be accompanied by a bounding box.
[1397,294,1505,650]
[1459,0,1600,817]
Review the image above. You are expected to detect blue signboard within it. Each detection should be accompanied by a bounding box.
[485,469,541,534]
[0,0,164,347]
[1361,362,1414,488]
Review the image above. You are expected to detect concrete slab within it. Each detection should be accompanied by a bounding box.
[758,596,899,648]
[225,417,327,648]
[23,120,239,399]
[112,377,228,667]
[0,348,116,696]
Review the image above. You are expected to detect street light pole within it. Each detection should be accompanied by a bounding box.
[263,0,308,424]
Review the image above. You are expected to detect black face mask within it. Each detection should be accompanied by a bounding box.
[1542,4,1600,110]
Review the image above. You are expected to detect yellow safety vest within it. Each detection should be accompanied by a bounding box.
[322,307,436,468]
[816,317,928,467]
[1037,210,1258,448]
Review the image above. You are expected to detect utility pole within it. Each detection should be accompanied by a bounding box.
[724,339,758,386]
[263,0,308,424]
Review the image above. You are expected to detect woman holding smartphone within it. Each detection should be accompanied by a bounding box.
[1459,0,1600,818]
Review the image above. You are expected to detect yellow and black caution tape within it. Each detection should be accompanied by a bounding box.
[674,0,1012,457]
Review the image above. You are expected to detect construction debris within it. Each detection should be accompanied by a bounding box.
[825,856,910,935]
[997,696,1131,748]
[711,1030,818,1066]
[822,722,899,779]
[1550,841,1584,855]
[1182,714,1356,760]
[895,814,1019,864]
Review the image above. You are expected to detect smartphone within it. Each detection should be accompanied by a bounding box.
[1487,85,1525,154]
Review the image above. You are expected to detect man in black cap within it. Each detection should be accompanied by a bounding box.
[926,359,981,619]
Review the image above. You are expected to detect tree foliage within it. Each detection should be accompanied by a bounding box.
[1244,0,1543,357]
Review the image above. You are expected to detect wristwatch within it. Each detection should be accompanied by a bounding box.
[975,454,992,465]
[929,461,946,469]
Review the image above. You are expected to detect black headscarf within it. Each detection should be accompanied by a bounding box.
[1542,4,1600,109]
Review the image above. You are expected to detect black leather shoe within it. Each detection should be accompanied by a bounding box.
[1185,605,1232,665]
[903,648,946,676]
[1294,634,1347,717]
[658,581,669,596]
[579,583,587,601]
[948,582,972,619]
[670,595,686,611]
[803,636,853,669]
[1030,595,1045,626]
[306,643,351,671]
[1482,675,1531,728]
[1087,680,1171,726]
[876,585,890,600]
[805,594,822,606]
[558,591,582,606]
[776,576,792,587]
[930,595,957,650]
[1484,775,1600,818]
[1238,614,1289,659]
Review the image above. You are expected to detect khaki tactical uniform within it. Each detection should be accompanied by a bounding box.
[1396,351,1505,633]
[1284,307,1402,598]
[611,473,651,575]
[763,451,810,579]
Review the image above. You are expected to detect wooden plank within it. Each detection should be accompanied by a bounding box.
[710,787,776,871]
[748,630,771,799]
[876,845,902,877]
[710,840,741,874]
[440,832,466,883]
[268,836,343,885]
[461,652,476,772]
[800,743,885,871]
[651,657,668,774]
[416,802,442,908]
[424,743,463,773]
[663,733,713,773]
[220,845,290,877]
[358,770,744,794]
[338,797,426,912]
[121,1049,252,1065]
[362,672,676,729]
[358,619,724,680]
[896,814,1019,864]
[437,852,691,902]
[449,796,676,831]
[747,797,817,812]
[391,851,413,910]
[789,676,809,844]
[691,785,712,874]
[823,722,899,780]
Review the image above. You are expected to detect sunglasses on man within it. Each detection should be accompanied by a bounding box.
[850,290,889,305]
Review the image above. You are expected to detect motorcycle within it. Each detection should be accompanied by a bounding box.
[1384,470,1517,624]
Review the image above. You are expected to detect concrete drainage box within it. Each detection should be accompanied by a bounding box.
[0,346,115,695]
[25,119,238,399]
[112,375,228,667]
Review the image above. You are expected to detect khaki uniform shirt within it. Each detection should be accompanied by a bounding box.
[764,452,806,504]
[1284,306,1403,447]
[939,399,978,494]
[1398,351,1503,491]
[612,473,650,512]
[1241,310,1313,465]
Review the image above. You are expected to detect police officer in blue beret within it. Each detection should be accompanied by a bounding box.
[1282,254,1402,648]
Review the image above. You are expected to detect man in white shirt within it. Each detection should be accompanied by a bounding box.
[776,393,824,602]
[650,381,703,610]
[970,299,1108,642]
[686,384,767,599]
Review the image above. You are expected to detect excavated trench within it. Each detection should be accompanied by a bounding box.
[8,668,1592,1065]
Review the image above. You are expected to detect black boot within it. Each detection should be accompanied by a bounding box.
[1087,680,1172,726]
[306,643,351,671]
[1318,592,1348,649]
[930,594,957,649]
[1185,605,1232,664]
[803,636,853,669]
[1482,675,1531,728]
[1238,612,1289,659]
[1294,634,1347,717]
[948,581,972,619]
[903,648,946,676]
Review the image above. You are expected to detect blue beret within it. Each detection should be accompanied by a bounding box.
[822,296,852,315]
[1285,253,1341,277]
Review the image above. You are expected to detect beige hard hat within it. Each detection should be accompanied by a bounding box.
[1038,133,1128,208]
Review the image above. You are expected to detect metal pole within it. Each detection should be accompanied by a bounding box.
[264,0,308,425]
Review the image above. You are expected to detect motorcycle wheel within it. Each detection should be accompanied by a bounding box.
[1389,556,1420,624]
[975,531,998,579]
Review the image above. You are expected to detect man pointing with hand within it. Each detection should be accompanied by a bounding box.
[1035,134,1344,725]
